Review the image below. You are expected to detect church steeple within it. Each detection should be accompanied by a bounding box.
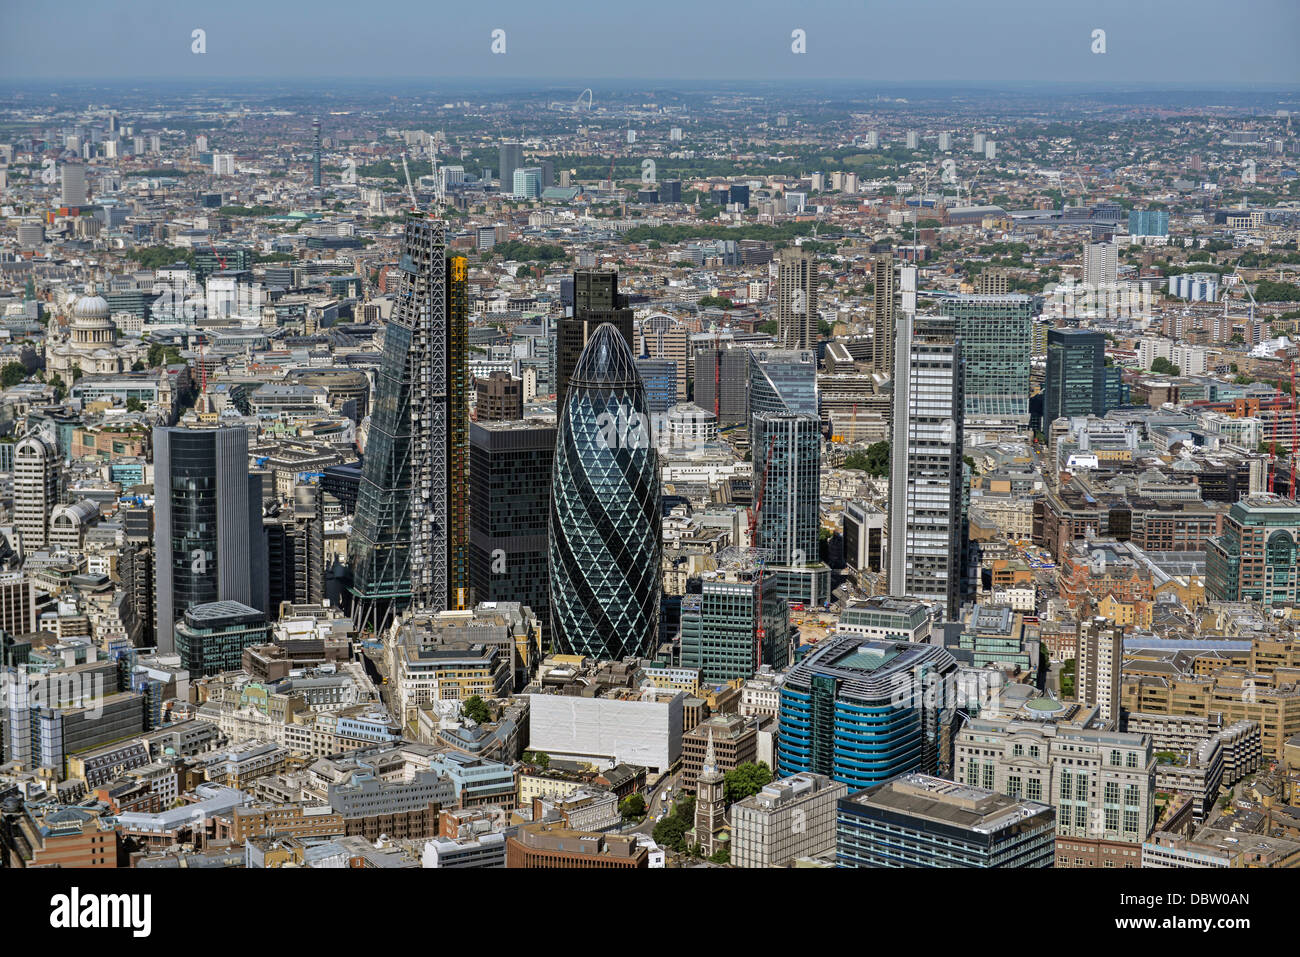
[702,728,718,776]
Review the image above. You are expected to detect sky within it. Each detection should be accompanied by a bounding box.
[1,0,1298,88]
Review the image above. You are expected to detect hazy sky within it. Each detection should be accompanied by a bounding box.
[1,0,1298,87]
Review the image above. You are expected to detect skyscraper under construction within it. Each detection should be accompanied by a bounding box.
[348,218,469,635]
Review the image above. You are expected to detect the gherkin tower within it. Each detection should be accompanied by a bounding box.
[549,322,662,660]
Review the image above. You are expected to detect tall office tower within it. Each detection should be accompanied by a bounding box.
[637,315,689,402]
[973,132,986,154]
[752,412,822,568]
[60,162,88,206]
[1041,328,1125,430]
[1076,619,1123,724]
[312,117,322,187]
[474,371,523,421]
[153,426,267,653]
[13,433,60,550]
[549,323,661,661]
[680,573,791,683]
[498,141,523,192]
[974,268,1010,296]
[692,345,750,426]
[1083,240,1118,288]
[888,313,966,620]
[265,485,325,610]
[469,418,555,624]
[635,357,677,414]
[556,269,634,411]
[776,248,818,350]
[659,179,682,203]
[749,348,818,423]
[512,167,543,199]
[934,293,1034,433]
[777,635,960,787]
[349,219,469,635]
[869,254,896,373]
[937,131,952,152]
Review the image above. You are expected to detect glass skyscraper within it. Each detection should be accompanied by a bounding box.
[549,323,662,660]
[888,313,966,620]
[153,425,267,653]
[752,412,822,568]
[933,294,1034,431]
[1041,328,1126,431]
[777,635,959,789]
[349,218,469,635]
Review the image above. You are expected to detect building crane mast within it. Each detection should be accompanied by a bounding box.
[401,151,417,211]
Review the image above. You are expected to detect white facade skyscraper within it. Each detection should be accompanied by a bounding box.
[1083,241,1119,288]
[888,292,966,620]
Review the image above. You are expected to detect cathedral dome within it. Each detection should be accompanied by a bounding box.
[72,294,111,321]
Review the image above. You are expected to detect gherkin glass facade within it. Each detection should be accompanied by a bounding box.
[549,323,662,660]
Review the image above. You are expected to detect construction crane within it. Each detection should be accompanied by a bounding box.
[400,151,417,211]
[748,434,776,674]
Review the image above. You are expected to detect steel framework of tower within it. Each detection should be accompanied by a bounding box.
[349,218,468,635]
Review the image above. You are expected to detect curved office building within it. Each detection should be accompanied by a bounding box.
[776,635,959,789]
[549,322,662,660]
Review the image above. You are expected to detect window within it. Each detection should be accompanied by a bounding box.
[1029,746,1040,760]
[1027,779,1042,801]
[1125,752,1138,769]
[1013,743,1024,757]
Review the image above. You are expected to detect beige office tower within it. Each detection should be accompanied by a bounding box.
[870,254,895,373]
[776,248,818,350]
[637,315,689,402]
[976,268,1011,296]
[1076,619,1123,725]
[14,432,60,549]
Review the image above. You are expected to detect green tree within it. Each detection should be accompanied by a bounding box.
[619,793,647,821]
[724,761,773,805]
[709,845,731,864]
[125,397,145,413]
[49,373,67,401]
[0,362,26,389]
[1150,356,1180,376]
[523,750,550,770]
[461,695,493,724]
[843,440,890,477]
[652,795,696,853]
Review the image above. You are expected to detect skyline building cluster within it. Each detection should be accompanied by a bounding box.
[1,68,1297,896]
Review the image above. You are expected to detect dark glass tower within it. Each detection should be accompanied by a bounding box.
[1042,328,1127,430]
[549,323,662,660]
[556,269,634,411]
[348,218,469,635]
[153,426,267,652]
[470,417,555,623]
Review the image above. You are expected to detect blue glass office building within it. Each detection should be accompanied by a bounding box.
[777,635,959,789]
[549,323,662,660]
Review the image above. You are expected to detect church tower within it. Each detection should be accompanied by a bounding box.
[693,729,728,857]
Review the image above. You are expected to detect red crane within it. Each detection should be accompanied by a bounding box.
[1291,360,1298,500]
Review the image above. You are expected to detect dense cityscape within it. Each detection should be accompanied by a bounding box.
[0,6,1296,928]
